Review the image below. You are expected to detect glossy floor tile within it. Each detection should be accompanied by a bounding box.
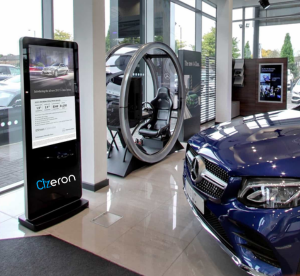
[46,208,132,255]
[0,187,24,217]
[137,202,202,243]
[0,218,47,239]
[0,148,247,276]
[0,212,12,223]
[164,229,247,276]
[100,225,190,276]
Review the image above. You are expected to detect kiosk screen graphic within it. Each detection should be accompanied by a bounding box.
[29,45,76,149]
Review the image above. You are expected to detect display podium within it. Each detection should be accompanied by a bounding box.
[18,37,88,231]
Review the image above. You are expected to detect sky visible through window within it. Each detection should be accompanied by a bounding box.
[0,0,73,56]
[0,0,42,56]
[259,24,300,57]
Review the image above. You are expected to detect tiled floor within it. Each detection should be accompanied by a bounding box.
[0,149,247,276]
[0,142,23,188]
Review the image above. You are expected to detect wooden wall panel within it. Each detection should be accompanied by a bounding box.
[232,58,288,116]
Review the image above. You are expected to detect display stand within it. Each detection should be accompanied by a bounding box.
[107,139,183,177]
[106,42,186,176]
[233,59,245,87]
[18,37,88,232]
[19,199,88,232]
[178,50,201,142]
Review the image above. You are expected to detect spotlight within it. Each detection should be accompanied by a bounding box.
[259,0,270,9]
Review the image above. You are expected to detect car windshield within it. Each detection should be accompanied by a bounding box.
[2,75,20,84]
[0,91,14,107]
[297,79,300,86]
[51,63,60,66]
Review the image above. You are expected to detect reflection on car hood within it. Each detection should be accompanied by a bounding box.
[188,110,300,178]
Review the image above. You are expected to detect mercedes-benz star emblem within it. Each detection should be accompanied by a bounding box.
[191,155,205,183]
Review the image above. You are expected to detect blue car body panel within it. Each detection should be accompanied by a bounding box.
[183,110,300,276]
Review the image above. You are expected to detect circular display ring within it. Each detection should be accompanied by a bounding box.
[119,42,186,164]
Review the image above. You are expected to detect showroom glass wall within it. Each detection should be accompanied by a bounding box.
[0,0,73,192]
[53,0,74,41]
[105,0,217,125]
[232,3,300,109]
[0,0,42,191]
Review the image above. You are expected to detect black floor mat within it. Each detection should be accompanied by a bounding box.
[0,235,140,276]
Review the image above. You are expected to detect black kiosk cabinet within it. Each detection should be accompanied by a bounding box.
[18,37,88,231]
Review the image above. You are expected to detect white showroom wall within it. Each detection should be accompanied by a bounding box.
[73,0,108,191]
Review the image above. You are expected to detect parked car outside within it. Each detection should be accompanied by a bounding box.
[0,75,21,107]
[288,69,294,90]
[291,79,300,103]
[183,109,300,276]
[42,63,69,77]
[0,64,20,81]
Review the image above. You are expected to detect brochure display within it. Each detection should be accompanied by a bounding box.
[233,59,244,87]
[18,37,88,231]
[259,63,283,103]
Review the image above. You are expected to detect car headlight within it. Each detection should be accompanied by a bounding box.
[238,178,300,208]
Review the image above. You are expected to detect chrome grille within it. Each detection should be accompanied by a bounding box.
[195,179,224,198]
[203,158,230,183]
[186,144,229,199]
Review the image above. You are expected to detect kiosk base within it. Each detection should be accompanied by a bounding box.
[107,140,184,178]
[18,199,89,232]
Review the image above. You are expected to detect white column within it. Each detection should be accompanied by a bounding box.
[74,0,108,191]
[216,0,233,122]
[195,0,202,52]
[170,3,175,51]
[146,0,154,101]
[42,0,54,39]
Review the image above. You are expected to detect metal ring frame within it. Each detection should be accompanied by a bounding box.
[107,42,186,164]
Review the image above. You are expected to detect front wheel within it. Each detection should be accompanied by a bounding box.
[65,70,68,75]
[54,71,58,77]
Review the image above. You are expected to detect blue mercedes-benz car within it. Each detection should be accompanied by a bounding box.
[183,109,300,276]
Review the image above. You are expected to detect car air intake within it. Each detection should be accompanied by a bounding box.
[233,227,280,268]
[190,199,234,252]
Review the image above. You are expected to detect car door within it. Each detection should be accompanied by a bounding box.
[0,66,11,81]
[57,63,62,74]
[62,64,67,72]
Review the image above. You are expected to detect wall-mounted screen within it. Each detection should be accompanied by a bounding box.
[259,63,283,103]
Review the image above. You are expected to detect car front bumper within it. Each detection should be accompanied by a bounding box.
[183,186,267,276]
[183,163,300,276]
[292,95,300,103]
[42,71,54,75]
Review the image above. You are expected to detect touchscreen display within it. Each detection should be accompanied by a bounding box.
[29,45,76,149]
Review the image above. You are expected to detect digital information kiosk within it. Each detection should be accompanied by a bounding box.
[18,37,88,231]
